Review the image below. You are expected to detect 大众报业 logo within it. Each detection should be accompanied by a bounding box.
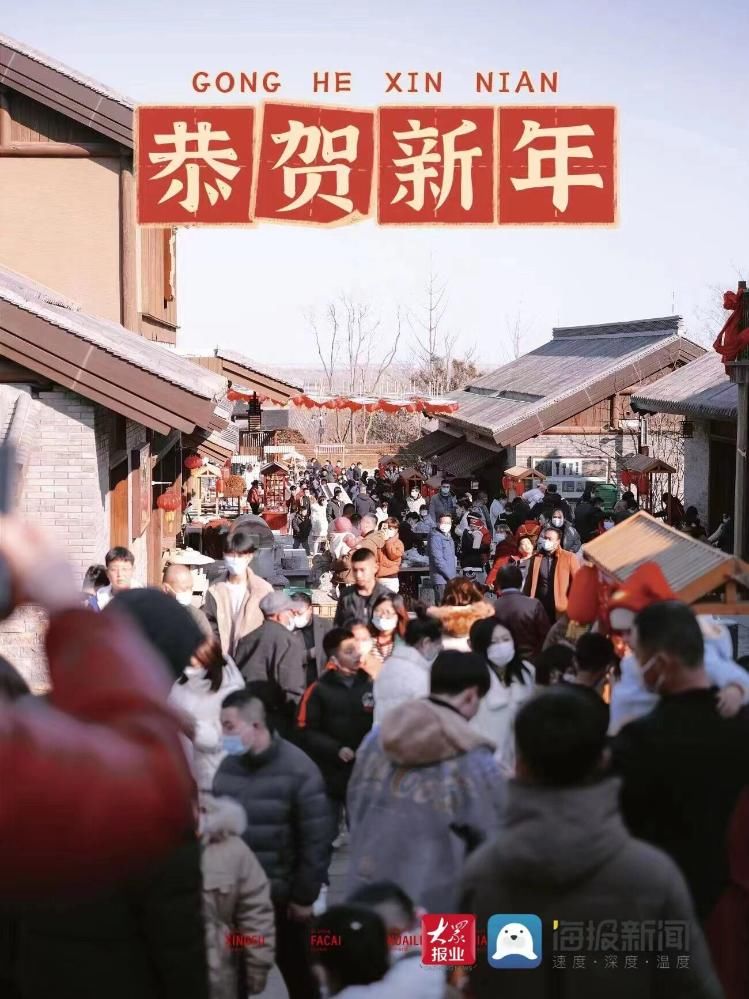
[488,914,542,969]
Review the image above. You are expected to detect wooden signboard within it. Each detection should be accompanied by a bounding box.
[131,443,152,539]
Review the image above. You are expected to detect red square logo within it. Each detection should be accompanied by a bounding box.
[136,105,255,225]
[254,102,375,225]
[421,913,476,966]
[498,105,617,224]
[378,106,496,224]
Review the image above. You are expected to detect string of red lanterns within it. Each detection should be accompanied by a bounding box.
[288,393,459,415]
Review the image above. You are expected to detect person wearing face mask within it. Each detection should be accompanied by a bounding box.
[292,591,333,685]
[469,618,535,774]
[296,628,375,871]
[202,527,272,658]
[168,635,245,791]
[412,504,435,536]
[492,564,551,661]
[549,506,582,554]
[369,592,408,664]
[234,592,307,737]
[347,651,505,912]
[350,622,383,679]
[611,600,749,957]
[428,479,457,523]
[376,517,405,594]
[428,514,458,603]
[523,526,579,622]
[407,485,425,515]
[163,562,213,639]
[373,611,443,723]
[214,689,330,999]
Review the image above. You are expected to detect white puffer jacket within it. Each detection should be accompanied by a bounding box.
[374,642,433,724]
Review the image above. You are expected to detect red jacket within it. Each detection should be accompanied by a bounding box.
[0,609,195,898]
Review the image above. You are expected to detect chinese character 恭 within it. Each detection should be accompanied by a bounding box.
[149,121,240,214]
[604,955,619,970]
[656,954,670,970]
[510,119,603,212]
[572,955,586,970]
[390,119,481,212]
[271,120,359,214]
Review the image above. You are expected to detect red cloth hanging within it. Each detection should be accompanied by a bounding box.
[620,470,632,489]
[714,289,749,367]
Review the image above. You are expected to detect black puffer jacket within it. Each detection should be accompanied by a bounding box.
[14,835,209,999]
[213,735,330,905]
[296,668,375,800]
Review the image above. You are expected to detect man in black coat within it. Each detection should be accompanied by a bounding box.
[493,564,551,661]
[295,627,374,808]
[334,548,390,627]
[612,600,749,922]
[326,486,345,523]
[234,591,307,736]
[215,689,330,999]
[292,591,333,685]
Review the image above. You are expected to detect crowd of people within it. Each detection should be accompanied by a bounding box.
[0,460,746,999]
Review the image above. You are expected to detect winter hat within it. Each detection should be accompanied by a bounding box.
[333,516,353,533]
[608,562,675,632]
[106,587,204,679]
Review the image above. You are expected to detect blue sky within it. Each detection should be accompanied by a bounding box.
[5,1,749,366]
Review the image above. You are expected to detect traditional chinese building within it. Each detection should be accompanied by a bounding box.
[404,317,703,499]
[0,35,225,685]
[631,350,741,533]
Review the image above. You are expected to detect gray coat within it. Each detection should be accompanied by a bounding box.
[461,778,722,999]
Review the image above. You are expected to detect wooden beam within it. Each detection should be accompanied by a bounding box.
[0,141,122,157]
[0,88,10,147]
[692,602,749,616]
[119,157,139,333]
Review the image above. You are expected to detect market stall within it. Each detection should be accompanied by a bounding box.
[501,465,546,500]
[260,460,291,532]
[618,455,676,514]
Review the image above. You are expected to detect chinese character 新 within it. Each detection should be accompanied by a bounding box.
[149,121,240,214]
[271,120,359,214]
[510,119,604,212]
[391,118,481,212]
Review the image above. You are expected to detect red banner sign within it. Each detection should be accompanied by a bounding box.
[136,103,616,227]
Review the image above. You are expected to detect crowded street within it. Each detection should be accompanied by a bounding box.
[3,9,749,999]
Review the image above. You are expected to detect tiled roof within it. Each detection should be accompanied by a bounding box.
[631,350,737,421]
[396,429,461,459]
[434,442,497,478]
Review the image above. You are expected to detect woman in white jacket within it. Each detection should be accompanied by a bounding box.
[309,494,330,554]
[373,611,443,724]
[469,617,535,776]
[169,638,245,790]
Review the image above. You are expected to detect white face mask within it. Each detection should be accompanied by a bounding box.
[420,641,441,664]
[440,487,451,496]
[439,523,452,534]
[539,538,556,553]
[372,615,397,633]
[495,531,506,543]
[183,665,206,680]
[224,555,249,576]
[175,591,193,607]
[294,613,312,629]
[487,640,515,667]
[551,518,564,528]
[284,618,296,633]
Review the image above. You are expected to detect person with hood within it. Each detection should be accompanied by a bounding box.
[169,636,246,791]
[214,689,329,999]
[347,651,506,912]
[373,610,443,723]
[199,794,275,999]
[17,588,210,999]
[461,686,722,999]
[469,617,535,775]
[203,527,273,658]
[427,577,495,652]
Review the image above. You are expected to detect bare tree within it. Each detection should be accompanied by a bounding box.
[306,295,403,445]
[408,267,476,395]
[504,308,530,361]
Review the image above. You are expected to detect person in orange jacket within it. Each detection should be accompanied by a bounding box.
[0,516,196,900]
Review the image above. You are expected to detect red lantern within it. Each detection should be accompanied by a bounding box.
[157,491,181,531]
[502,475,513,493]
[184,454,202,471]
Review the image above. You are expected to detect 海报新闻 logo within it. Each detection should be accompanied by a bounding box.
[487,914,542,969]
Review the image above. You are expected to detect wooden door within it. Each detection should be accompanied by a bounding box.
[109,459,129,548]
[708,437,736,534]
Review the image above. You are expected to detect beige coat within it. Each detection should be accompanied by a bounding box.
[201,795,276,999]
[202,567,273,657]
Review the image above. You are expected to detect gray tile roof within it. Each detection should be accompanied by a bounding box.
[0,264,225,402]
[443,323,703,446]
[552,316,682,339]
[215,348,302,392]
[631,350,737,421]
